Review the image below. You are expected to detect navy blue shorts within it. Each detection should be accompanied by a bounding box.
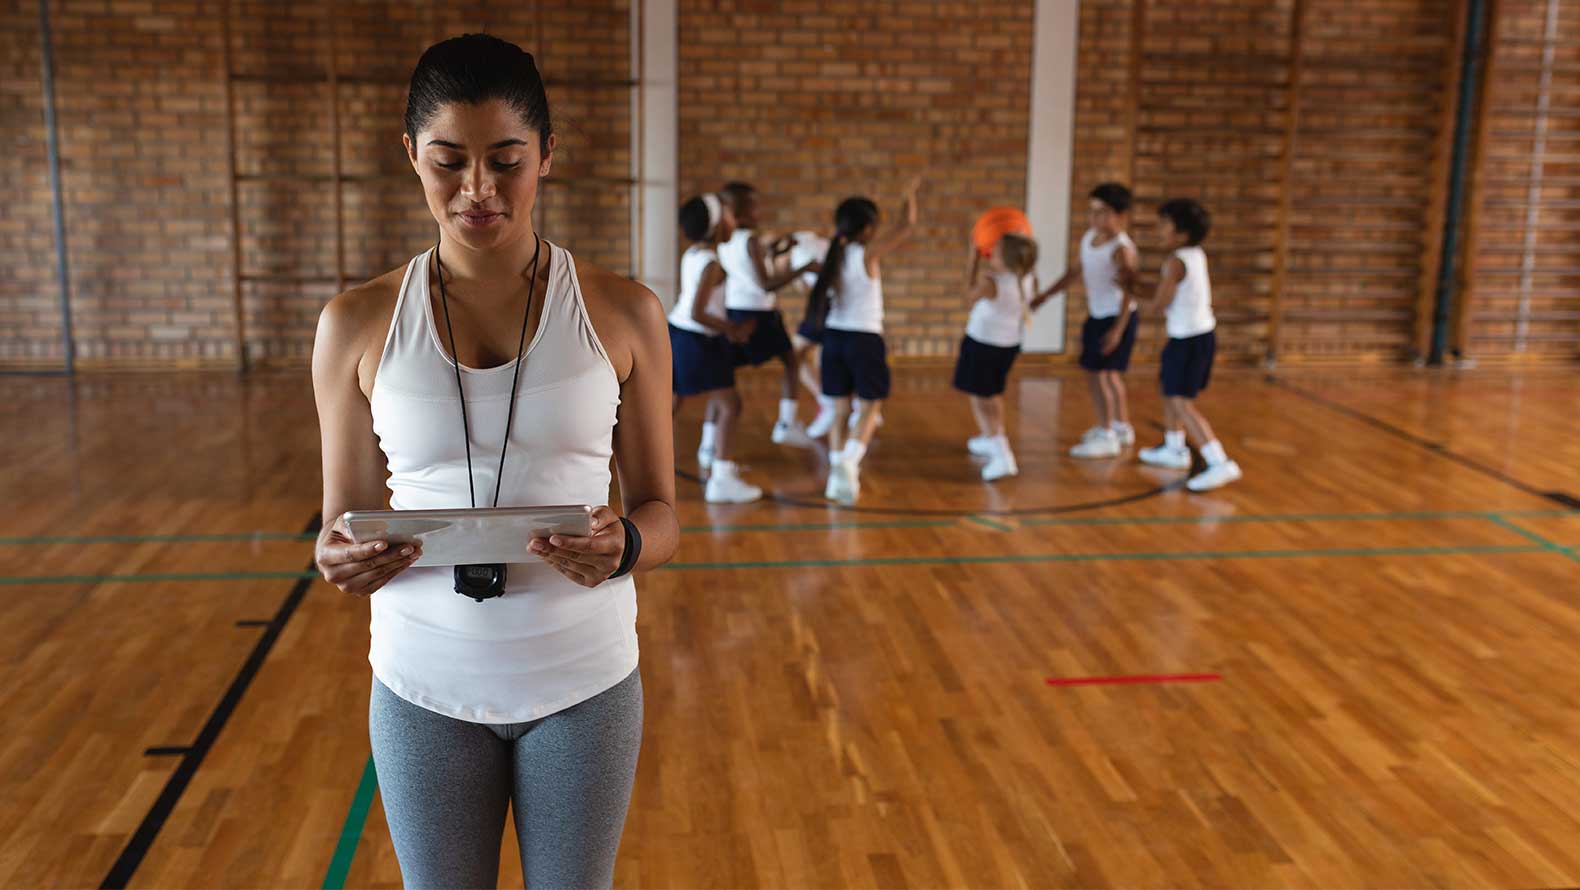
[726,308,793,366]
[952,335,1021,397]
[1160,330,1216,398]
[794,315,822,344]
[821,329,890,401]
[669,324,736,396]
[1079,313,1140,372]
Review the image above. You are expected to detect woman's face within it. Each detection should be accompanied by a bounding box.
[403,98,556,252]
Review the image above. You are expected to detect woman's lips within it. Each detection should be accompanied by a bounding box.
[459,210,503,227]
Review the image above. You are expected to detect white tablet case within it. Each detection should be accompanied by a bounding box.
[342,505,594,567]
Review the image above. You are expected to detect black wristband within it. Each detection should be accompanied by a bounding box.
[609,517,642,579]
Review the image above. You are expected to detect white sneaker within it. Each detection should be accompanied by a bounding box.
[1187,460,1242,492]
[1138,444,1191,470]
[806,408,836,438]
[1111,423,1136,447]
[771,419,816,448]
[1070,429,1121,459]
[824,459,860,504]
[697,445,715,474]
[982,449,1018,481]
[1078,425,1107,442]
[967,435,997,457]
[704,462,763,503]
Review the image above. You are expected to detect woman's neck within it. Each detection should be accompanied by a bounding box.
[436,229,542,293]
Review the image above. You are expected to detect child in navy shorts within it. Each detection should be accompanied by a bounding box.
[953,233,1040,481]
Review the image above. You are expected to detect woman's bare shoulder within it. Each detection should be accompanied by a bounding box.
[314,264,411,381]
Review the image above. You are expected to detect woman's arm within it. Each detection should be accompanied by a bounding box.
[311,284,422,593]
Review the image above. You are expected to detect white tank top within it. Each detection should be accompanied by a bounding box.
[366,243,638,724]
[1166,245,1217,339]
[667,245,724,336]
[965,271,1032,348]
[1079,228,1136,319]
[790,231,829,290]
[824,242,884,334]
[718,228,774,311]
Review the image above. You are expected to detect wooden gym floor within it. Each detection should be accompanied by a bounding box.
[2,364,1578,888]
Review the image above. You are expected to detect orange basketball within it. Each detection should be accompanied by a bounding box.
[972,207,1033,257]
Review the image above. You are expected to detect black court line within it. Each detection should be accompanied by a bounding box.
[1266,375,1574,504]
[676,469,1182,517]
[234,619,270,628]
[101,512,322,890]
[142,747,190,758]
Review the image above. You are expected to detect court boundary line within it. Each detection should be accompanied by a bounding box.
[4,508,1574,549]
[322,756,378,890]
[99,512,322,889]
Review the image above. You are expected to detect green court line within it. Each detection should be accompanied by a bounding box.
[3,510,1574,548]
[0,570,318,586]
[1485,515,1579,562]
[680,519,953,533]
[0,531,316,546]
[661,544,1546,572]
[322,755,377,890]
[1025,509,1516,527]
[0,543,1556,585]
[964,515,1016,533]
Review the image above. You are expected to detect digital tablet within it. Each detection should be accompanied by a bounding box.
[341,505,594,567]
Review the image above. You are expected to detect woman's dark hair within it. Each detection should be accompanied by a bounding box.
[1158,198,1210,245]
[804,197,880,332]
[1090,182,1132,214]
[404,34,553,152]
[679,196,712,242]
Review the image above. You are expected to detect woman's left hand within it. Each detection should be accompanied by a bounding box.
[528,505,627,587]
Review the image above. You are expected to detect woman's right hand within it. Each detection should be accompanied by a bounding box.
[315,515,422,596]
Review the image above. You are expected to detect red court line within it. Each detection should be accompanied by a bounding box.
[1046,673,1222,687]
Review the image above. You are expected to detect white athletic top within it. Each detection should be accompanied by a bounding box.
[668,245,724,336]
[965,271,1033,349]
[367,243,638,724]
[1166,245,1217,339]
[718,228,774,311]
[824,242,884,334]
[1079,228,1136,319]
[790,231,829,290]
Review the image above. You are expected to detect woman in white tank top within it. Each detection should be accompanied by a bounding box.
[309,35,676,888]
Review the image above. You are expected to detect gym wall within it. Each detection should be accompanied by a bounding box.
[4,1,1576,371]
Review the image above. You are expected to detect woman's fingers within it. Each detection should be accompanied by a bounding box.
[341,551,419,595]
[321,542,421,585]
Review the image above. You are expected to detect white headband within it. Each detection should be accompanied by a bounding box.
[701,193,723,236]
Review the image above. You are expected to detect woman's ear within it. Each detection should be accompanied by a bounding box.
[403,132,418,168]
[539,133,558,178]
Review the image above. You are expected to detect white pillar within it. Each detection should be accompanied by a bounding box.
[1022,0,1080,353]
[633,0,679,306]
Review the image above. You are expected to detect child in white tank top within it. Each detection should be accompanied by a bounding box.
[952,233,1041,482]
[667,194,763,503]
[806,178,921,504]
[1033,183,1141,460]
[1134,198,1241,492]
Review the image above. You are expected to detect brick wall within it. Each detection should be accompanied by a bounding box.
[2,0,630,370]
[1460,0,1580,362]
[675,0,1035,359]
[1068,0,1458,367]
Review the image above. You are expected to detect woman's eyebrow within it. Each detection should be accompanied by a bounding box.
[425,138,528,149]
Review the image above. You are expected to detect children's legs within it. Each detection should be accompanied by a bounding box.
[968,395,998,439]
[708,389,741,460]
[851,398,883,447]
[1086,372,1111,427]
[796,343,821,398]
[778,349,799,402]
[1176,398,1218,450]
[1162,397,1185,435]
[827,397,852,457]
[1103,372,1131,428]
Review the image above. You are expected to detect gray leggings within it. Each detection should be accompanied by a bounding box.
[369,669,643,889]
